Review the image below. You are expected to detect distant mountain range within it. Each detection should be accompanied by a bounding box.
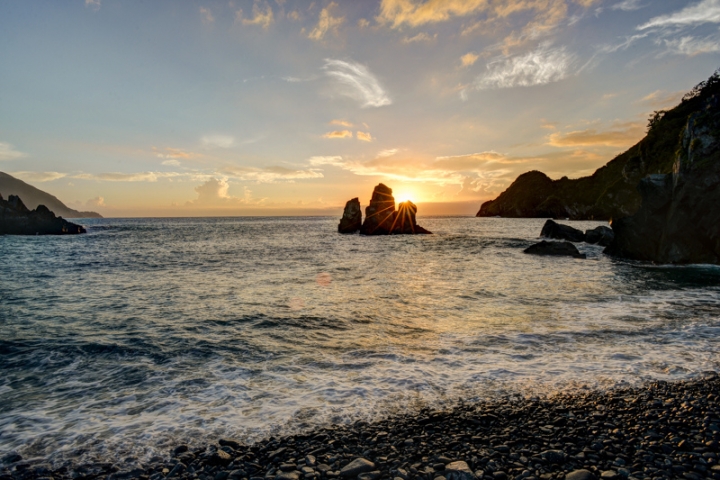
[0,172,102,218]
[476,72,719,221]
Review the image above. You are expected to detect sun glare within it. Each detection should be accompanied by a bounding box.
[395,191,418,203]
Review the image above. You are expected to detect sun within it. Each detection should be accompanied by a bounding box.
[395,191,419,203]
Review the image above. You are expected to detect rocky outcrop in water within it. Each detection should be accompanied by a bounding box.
[338,198,362,233]
[338,184,431,235]
[477,71,720,221]
[584,226,614,247]
[0,194,87,235]
[524,240,586,258]
[606,92,720,264]
[540,220,585,243]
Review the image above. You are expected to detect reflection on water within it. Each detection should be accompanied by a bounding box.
[0,216,719,466]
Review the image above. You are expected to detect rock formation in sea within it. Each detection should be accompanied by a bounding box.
[605,90,720,263]
[338,198,362,233]
[477,71,720,221]
[337,184,431,235]
[523,240,586,259]
[0,194,87,235]
[539,219,615,247]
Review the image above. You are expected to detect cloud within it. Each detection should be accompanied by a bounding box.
[461,52,479,67]
[193,178,232,204]
[201,135,235,148]
[221,165,324,183]
[199,7,214,24]
[85,0,100,10]
[356,131,373,142]
[0,142,27,160]
[10,171,66,182]
[237,3,274,29]
[322,130,353,139]
[638,0,720,30]
[74,172,173,182]
[402,32,437,43]
[660,34,720,55]
[548,121,645,147]
[308,2,345,41]
[636,89,686,109]
[323,59,392,108]
[377,149,398,157]
[358,18,370,28]
[308,156,346,167]
[610,0,645,11]
[153,147,196,159]
[85,196,105,208]
[162,159,181,166]
[376,0,489,28]
[330,119,353,127]
[474,44,575,89]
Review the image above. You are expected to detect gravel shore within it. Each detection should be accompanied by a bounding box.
[2,374,719,480]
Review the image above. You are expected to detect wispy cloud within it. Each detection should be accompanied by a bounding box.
[377,0,489,28]
[308,156,346,167]
[74,172,174,182]
[323,59,392,108]
[402,32,437,44]
[330,119,353,127]
[0,142,27,161]
[153,147,196,159]
[308,2,345,41]
[322,130,353,139]
[199,6,214,24]
[661,34,720,56]
[377,149,398,157]
[548,121,645,147]
[237,3,274,29]
[610,0,646,11]
[357,131,373,142]
[475,44,576,89]
[10,171,66,182]
[636,89,688,109]
[85,0,101,11]
[638,0,720,30]
[201,135,235,148]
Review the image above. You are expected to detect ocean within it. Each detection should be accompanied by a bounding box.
[1,216,719,468]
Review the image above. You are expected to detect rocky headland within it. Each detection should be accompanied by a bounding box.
[2,374,719,480]
[478,70,720,264]
[338,184,431,235]
[0,194,87,235]
[0,172,101,219]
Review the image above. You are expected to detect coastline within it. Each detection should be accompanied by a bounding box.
[2,374,719,480]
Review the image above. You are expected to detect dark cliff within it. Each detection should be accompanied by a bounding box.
[477,72,720,221]
[0,172,102,218]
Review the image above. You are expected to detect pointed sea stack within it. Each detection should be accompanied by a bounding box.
[338,197,362,233]
[360,183,396,235]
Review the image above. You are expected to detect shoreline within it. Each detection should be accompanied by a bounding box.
[2,374,719,480]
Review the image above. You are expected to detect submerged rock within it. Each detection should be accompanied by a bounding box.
[338,197,362,234]
[540,219,585,242]
[0,194,86,235]
[524,240,586,258]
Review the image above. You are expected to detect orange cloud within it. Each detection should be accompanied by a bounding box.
[322,130,353,139]
[548,122,645,148]
[357,131,373,142]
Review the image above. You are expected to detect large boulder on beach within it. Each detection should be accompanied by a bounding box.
[338,197,362,234]
[540,219,585,242]
[444,461,476,480]
[524,240,586,259]
[606,93,720,263]
[0,194,86,235]
[340,458,375,477]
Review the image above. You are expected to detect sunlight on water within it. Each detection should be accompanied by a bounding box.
[1,216,719,467]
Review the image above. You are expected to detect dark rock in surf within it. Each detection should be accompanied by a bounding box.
[338,197,362,234]
[524,240,586,258]
[540,219,585,242]
[0,194,86,235]
[584,225,614,246]
[359,184,431,235]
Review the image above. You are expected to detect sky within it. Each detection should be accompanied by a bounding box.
[1,0,720,217]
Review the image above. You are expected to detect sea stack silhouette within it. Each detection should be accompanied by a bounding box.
[0,194,87,235]
[338,183,431,235]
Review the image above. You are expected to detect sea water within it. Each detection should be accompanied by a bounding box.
[1,217,719,466]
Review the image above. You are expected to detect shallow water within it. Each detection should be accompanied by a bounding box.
[1,216,719,466]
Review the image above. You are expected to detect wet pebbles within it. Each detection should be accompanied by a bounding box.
[2,374,719,480]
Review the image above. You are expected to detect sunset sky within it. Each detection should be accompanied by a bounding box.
[2,0,719,216]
